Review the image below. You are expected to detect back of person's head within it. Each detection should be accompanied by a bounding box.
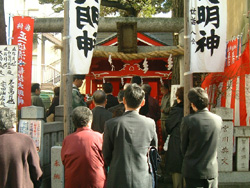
[72,106,93,128]
[54,87,60,96]
[0,108,16,130]
[161,83,169,91]
[141,84,151,95]
[102,83,113,94]
[124,83,145,109]
[176,87,184,102]
[93,90,107,105]
[117,90,125,102]
[131,76,142,85]
[123,83,131,90]
[31,83,40,93]
[73,75,85,81]
[188,87,208,110]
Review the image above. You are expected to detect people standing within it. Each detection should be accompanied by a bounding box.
[0,108,43,188]
[102,82,119,109]
[165,87,184,188]
[61,106,106,188]
[91,90,112,133]
[46,86,60,122]
[181,87,222,188]
[103,83,158,188]
[31,83,46,121]
[141,84,161,124]
[72,75,87,109]
[160,84,171,142]
[108,90,125,117]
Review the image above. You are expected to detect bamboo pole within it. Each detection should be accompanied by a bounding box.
[63,0,72,138]
[184,0,193,116]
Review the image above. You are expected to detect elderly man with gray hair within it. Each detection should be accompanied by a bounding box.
[61,106,106,188]
[0,107,43,188]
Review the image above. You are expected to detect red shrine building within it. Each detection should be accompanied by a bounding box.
[85,32,176,100]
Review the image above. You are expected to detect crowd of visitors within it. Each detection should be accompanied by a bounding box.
[0,75,222,188]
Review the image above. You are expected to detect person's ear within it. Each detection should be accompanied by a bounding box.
[123,97,126,105]
[87,120,92,128]
[140,99,145,107]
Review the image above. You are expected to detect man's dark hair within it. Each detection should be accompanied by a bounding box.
[176,87,184,102]
[188,87,208,110]
[72,106,93,128]
[102,83,113,93]
[31,83,40,93]
[161,83,169,90]
[131,76,142,85]
[141,84,151,95]
[124,83,145,109]
[93,90,107,105]
[73,75,85,81]
[117,90,125,102]
[54,87,60,96]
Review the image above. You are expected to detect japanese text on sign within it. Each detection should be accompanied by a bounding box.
[189,0,227,73]
[69,0,100,74]
[12,16,34,110]
[19,120,42,151]
[0,46,18,109]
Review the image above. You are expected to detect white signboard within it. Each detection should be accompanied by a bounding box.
[170,85,181,107]
[0,45,18,110]
[189,0,227,73]
[69,0,101,74]
[19,120,42,151]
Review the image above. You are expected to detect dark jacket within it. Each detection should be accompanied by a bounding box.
[108,103,125,117]
[165,102,184,173]
[0,129,43,188]
[105,94,119,109]
[91,106,112,133]
[180,108,222,179]
[103,111,158,188]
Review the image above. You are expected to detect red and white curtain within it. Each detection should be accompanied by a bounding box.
[202,38,250,126]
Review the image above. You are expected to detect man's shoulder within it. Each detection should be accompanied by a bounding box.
[93,106,112,115]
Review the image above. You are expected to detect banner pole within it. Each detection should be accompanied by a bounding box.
[184,0,193,116]
[63,0,72,138]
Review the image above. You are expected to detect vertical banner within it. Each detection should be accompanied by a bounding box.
[189,0,227,72]
[69,0,100,74]
[12,16,34,110]
[0,45,18,110]
[226,38,238,67]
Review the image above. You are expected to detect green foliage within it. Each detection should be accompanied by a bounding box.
[39,0,64,13]
[38,0,172,17]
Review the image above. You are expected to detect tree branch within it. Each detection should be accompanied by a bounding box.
[101,0,131,12]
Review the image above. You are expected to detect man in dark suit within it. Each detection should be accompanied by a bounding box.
[91,90,112,133]
[103,83,158,188]
[108,90,125,117]
[180,87,222,188]
[103,82,119,109]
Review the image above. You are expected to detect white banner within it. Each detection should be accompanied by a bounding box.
[0,45,18,110]
[189,0,227,73]
[69,0,100,74]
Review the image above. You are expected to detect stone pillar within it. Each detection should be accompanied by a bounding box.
[51,146,64,188]
[212,107,233,172]
[55,105,74,134]
[20,106,45,165]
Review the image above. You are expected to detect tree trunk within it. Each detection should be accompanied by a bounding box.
[0,0,7,45]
